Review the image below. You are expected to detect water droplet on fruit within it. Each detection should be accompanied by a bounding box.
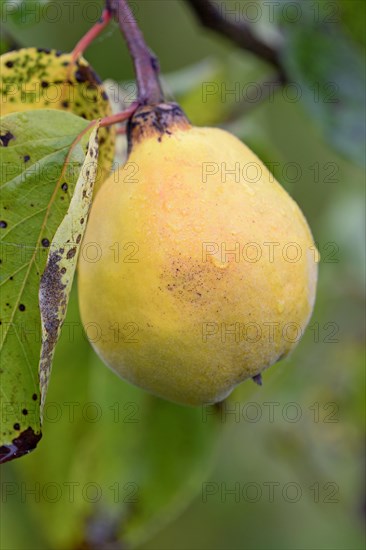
[211,256,229,269]
[245,184,255,196]
[167,222,180,233]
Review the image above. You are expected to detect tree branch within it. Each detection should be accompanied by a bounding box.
[109,0,164,104]
[185,0,287,83]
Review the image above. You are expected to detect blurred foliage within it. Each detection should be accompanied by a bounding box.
[337,0,366,47]
[1,1,365,549]
[1,289,220,549]
[276,0,365,166]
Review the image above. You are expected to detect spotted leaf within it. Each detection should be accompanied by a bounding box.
[39,123,99,411]
[0,47,114,192]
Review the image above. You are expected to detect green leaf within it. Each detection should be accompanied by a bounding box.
[277,0,365,166]
[0,109,98,463]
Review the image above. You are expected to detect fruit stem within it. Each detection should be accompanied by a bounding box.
[71,9,112,62]
[109,0,164,105]
[99,101,139,127]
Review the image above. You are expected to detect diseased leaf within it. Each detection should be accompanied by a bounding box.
[0,47,115,194]
[0,109,98,463]
[39,123,99,411]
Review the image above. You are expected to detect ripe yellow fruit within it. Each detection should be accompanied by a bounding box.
[78,103,318,406]
[0,47,115,193]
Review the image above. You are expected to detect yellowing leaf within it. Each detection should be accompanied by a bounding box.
[39,123,99,412]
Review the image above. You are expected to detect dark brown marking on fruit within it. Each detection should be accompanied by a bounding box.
[161,256,226,306]
[127,102,190,154]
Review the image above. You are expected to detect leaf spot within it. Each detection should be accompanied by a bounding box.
[0,131,15,147]
[66,247,76,260]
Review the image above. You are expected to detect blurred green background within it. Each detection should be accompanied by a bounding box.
[1,1,365,549]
